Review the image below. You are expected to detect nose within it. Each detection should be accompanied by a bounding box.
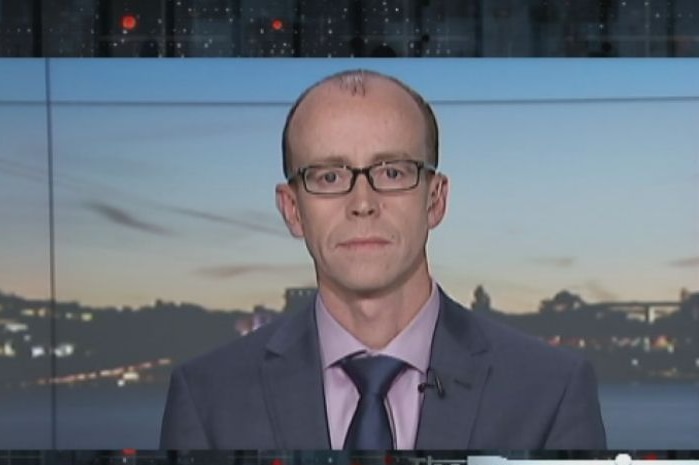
[347,171,378,218]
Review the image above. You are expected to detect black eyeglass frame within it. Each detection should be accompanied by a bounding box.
[287,159,438,195]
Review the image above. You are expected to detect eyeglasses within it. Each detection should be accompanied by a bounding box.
[288,159,436,195]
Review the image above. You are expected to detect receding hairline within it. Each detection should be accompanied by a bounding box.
[281,69,439,178]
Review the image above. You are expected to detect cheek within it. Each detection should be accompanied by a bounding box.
[378,204,426,244]
[398,197,429,223]
[402,207,431,242]
[299,202,336,247]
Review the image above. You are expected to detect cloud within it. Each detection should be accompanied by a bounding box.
[583,280,618,301]
[530,257,576,268]
[196,263,312,279]
[168,206,289,238]
[0,157,48,184]
[668,257,699,268]
[85,201,172,236]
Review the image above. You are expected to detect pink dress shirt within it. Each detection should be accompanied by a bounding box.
[314,280,441,449]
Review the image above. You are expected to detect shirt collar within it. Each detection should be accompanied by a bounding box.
[315,280,440,374]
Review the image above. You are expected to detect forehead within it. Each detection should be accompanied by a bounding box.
[287,77,428,166]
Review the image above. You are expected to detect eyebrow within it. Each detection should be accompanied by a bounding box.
[308,151,415,166]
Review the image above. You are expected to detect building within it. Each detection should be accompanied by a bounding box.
[283,287,316,312]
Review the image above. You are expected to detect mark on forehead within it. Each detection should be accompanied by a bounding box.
[336,71,367,96]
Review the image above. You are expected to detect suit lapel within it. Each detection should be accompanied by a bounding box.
[260,302,331,448]
[415,290,493,449]
[258,289,492,449]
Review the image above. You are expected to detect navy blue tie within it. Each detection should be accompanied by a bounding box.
[341,355,406,450]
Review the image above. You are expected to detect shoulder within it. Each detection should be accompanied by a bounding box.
[173,310,293,382]
[441,291,588,375]
[476,310,584,367]
[438,291,606,448]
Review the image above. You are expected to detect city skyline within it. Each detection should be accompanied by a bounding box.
[0,282,694,316]
[0,59,697,313]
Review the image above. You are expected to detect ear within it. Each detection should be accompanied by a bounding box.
[426,174,449,229]
[276,183,305,238]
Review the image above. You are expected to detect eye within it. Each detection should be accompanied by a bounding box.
[376,164,407,180]
[322,171,338,183]
[309,167,344,184]
[385,167,402,179]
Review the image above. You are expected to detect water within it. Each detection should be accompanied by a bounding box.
[1,383,697,449]
[598,383,699,449]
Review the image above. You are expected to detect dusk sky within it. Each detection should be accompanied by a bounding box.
[0,59,697,313]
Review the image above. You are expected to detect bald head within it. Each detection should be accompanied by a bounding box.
[281,69,439,178]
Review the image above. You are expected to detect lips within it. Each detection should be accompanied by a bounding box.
[338,237,391,248]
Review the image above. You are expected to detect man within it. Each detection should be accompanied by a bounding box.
[160,69,607,450]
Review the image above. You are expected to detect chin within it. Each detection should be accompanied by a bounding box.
[333,273,402,297]
[317,256,414,295]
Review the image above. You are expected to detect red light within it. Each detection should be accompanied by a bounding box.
[122,449,137,456]
[121,14,138,31]
[271,19,283,31]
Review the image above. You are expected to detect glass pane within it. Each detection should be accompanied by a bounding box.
[432,99,699,449]
[0,60,52,448]
[49,59,699,449]
[50,68,303,447]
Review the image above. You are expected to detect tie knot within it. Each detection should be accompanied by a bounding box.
[341,355,406,397]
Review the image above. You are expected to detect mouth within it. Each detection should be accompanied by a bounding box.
[337,237,391,250]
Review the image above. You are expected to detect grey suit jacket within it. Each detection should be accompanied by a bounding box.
[160,288,606,449]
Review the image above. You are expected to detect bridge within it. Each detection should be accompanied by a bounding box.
[593,301,680,324]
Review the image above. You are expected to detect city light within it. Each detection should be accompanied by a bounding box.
[271,19,284,31]
[121,14,138,31]
[28,358,173,388]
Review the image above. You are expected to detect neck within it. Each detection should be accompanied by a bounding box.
[317,262,433,350]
